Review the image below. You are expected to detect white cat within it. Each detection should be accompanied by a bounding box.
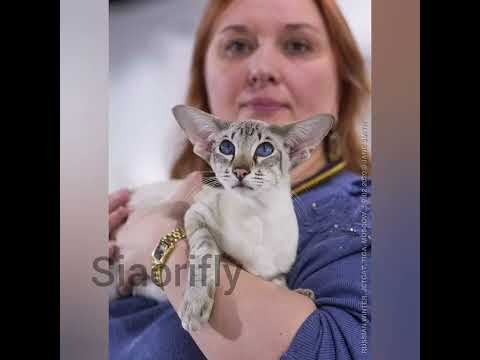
[109,105,335,333]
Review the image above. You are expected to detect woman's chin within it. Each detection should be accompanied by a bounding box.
[238,107,293,125]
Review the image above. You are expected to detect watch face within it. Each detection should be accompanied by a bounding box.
[153,241,169,261]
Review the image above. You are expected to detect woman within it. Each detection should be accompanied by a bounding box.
[109,0,371,359]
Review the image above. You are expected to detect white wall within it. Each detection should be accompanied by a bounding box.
[109,0,371,191]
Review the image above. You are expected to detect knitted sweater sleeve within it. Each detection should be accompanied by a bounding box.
[281,184,372,360]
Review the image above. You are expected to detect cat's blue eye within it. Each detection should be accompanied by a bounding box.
[219,140,235,156]
[255,142,274,157]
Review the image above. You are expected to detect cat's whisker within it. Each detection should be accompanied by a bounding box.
[199,174,217,179]
[198,174,216,178]
[201,177,218,184]
[199,175,219,181]
[199,176,224,190]
[177,174,219,199]
[202,182,219,187]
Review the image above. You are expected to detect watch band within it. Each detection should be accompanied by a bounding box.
[151,227,186,288]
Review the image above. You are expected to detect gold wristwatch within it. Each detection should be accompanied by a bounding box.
[151,227,186,288]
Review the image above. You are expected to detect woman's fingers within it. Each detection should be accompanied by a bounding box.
[108,241,119,264]
[109,188,131,213]
[109,206,130,236]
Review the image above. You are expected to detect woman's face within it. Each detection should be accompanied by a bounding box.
[205,0,340,126]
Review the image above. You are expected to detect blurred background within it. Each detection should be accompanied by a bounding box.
[109,0,371,191]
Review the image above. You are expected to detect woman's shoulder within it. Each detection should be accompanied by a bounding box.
[297,169,372,216]
[295,169,372,248]
[304,169,372,202]
[289,169,372,287]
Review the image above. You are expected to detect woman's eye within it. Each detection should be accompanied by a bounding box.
[255,142,274,157]
[219,140,235,155]
[284,39,312,55]
[224,39,253,57]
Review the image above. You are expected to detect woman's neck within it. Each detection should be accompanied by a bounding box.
[290,148,328,188]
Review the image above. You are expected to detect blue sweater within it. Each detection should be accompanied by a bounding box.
[109,169,372,360]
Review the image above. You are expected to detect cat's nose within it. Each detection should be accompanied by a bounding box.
[233,168,250,181]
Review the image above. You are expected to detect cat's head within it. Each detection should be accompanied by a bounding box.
[172,105,335,194]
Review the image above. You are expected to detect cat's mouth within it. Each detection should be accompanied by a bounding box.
[232,183,254,190]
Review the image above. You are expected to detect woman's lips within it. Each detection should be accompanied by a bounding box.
[240,98,289,114]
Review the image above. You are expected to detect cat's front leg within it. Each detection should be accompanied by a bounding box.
[179,207,221,332]
[271,274,288,288]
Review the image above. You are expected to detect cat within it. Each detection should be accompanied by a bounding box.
[171,105,334,332]
[109,105,335,333]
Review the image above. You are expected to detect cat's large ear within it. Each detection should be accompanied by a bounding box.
[271,113,336,168]
[172,105,229,163]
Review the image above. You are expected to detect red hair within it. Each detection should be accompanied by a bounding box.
[171,0,371,179]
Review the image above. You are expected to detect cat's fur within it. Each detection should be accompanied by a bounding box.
[109,105,335,333]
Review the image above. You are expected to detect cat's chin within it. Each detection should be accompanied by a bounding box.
[233,188,260,198]
[230,185,276,195]
[231,185,255,194]
[232,184,254,191]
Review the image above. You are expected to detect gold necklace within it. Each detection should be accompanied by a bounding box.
[292,160,347,196]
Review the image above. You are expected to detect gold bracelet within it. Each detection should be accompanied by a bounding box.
[151,227,186,288]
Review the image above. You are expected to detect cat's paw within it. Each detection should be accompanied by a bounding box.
[179,286,215,332]
[271,275,287,288]
[294,288,316,301]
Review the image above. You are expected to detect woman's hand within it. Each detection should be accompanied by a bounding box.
[114,172,203,292]
[108,188,131,263]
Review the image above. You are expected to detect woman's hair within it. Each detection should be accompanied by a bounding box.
[171,0,371,179]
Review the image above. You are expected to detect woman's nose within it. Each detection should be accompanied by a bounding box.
[248,70,278,89]
[247,46,282,89]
